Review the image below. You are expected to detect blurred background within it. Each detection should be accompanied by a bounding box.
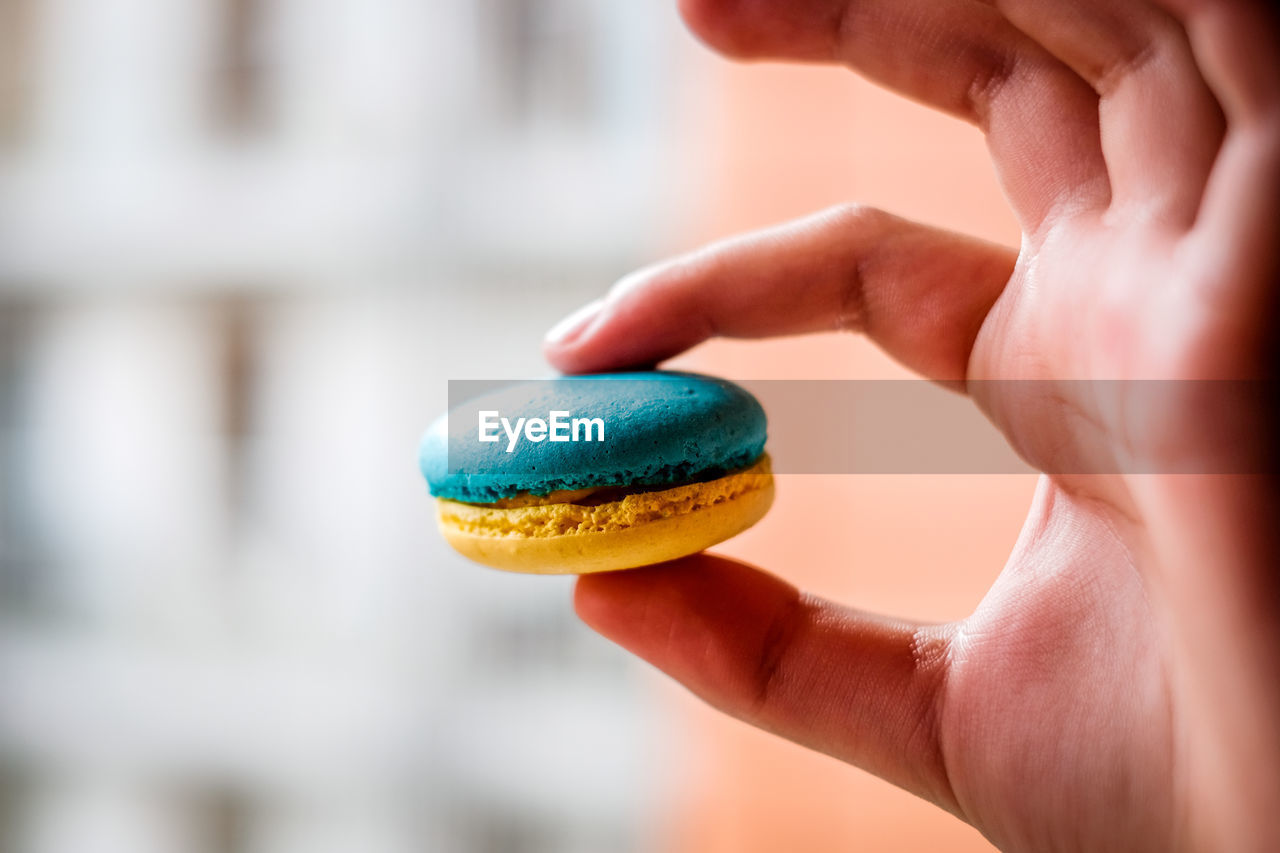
[0,1,1034,851]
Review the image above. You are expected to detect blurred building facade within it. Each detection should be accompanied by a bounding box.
[0,2,688,852]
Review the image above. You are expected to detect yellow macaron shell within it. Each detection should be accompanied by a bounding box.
[436,455,774,574]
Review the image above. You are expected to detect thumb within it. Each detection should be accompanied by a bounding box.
[574,554,962,814]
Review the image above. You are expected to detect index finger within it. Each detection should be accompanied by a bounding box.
[544,206,1016,384]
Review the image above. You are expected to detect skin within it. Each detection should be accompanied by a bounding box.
[542,1,1279,851]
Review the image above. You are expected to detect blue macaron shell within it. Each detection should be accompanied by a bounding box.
[420,371,767,503]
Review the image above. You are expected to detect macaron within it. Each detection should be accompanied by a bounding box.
[419,371,773,574]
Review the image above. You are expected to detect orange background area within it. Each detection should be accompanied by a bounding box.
[657,60,1037,851]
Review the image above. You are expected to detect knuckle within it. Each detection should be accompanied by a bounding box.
[828,201,889,232]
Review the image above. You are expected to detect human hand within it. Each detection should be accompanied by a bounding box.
[543,1,1280,850]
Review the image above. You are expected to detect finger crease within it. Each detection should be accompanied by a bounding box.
[921,625,965,816]
[964,49,1020,130]
[831,1,859,63]
[1094,38,1160,99]
[837,253,870,334]
[749,594,807,719]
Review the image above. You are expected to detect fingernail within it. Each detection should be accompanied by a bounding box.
[545,298,604,346]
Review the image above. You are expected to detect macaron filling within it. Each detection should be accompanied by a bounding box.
[437,454,772,539]
[461,454,768,509]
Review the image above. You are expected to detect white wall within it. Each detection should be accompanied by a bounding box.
[0,1,688,850]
